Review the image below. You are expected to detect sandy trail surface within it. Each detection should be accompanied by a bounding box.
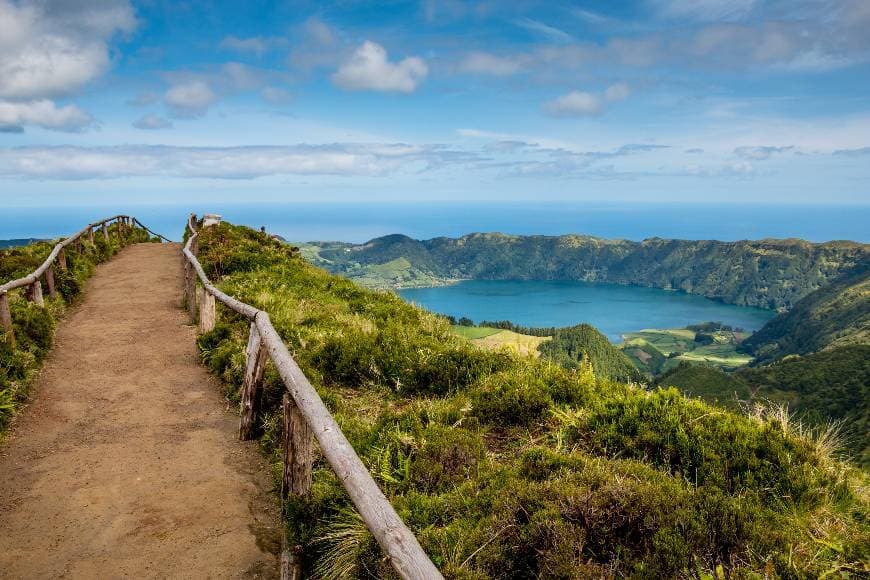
[0,243,280,579]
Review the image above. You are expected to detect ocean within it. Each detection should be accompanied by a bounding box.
[1,202,868,244]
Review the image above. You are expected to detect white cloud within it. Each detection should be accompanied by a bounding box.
[604,83,631,102]
[544,83,631,117]
[261,87,293,104]
[0,143,478,180]
[132,114,172,130]
[332,41,428,93]
[516,18,574,44]
[303,17,336,46]
[0,0,133,132]
[650,0,758,23]
[733,145,794,160]
[459,52,523,76]
[0,0,135,100]
[164,81,217,118]
[544,91,602,116]
[219,36,272,57]
[0,99,93,132]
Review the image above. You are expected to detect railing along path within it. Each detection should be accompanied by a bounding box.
[183,215,442,580]
[0,216,171,347]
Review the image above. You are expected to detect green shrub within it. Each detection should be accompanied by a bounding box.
[471,368,553,426]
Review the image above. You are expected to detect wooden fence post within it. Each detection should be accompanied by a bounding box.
[239,323,268,440]
[26,281,44,307]
[198,287,215,333]
[282,393,313,497]
[44,266,57,299]
[102,223,109,243]
[88,227,94,244]
[281,392,313,580]
[57,247,67,272]
[186,269,197,322]
[0,291,14,348]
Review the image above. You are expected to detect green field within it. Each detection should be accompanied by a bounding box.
[450,325,503,339]
[621,327,753,375]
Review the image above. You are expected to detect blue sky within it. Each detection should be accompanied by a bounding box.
[1,0,869,206]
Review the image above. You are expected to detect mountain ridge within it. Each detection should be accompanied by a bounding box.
[303,232,868,310]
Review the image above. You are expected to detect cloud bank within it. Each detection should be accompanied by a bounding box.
[332,42,428,93]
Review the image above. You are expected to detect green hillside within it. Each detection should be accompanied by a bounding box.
[741,257,870,364]
[654,347,869,466]
[305,233,867,309]
[739,346,870,466]
[654,363,751,411]
[194,221,868,579]
[538,323,645,383]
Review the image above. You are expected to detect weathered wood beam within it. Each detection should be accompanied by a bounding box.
[44,266,57,299]
[0,292,14,348]
[280,393,312,580]
[198,287,215,333]
[26,281,44,307]
[239,323,268,440]
[57,247,67,272]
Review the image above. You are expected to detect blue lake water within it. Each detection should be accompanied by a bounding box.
[398,280,776,342]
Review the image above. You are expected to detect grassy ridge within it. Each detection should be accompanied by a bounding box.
[306,232,868,309]
[195,222,868,579]
[0,225,156,432]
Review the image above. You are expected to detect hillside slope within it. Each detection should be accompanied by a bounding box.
[305,233,867,309]
[196,222,868,579]
[538,323,644,383]
[658,347,870,467]
[741,257,870,364]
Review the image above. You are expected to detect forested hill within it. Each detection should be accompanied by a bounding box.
[304,233,867,310]
[741,256,870,364]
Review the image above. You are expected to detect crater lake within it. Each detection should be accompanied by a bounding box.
[398,280,776,342]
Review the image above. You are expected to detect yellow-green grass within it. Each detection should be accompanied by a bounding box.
[472,329,551,357]
[450,325,503,339]
[624,328,695,355]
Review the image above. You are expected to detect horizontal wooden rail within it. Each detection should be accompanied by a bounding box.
[182,214,442,580]
[1,215,171,347]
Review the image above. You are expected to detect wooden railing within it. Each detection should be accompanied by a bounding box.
[182,215,442,580]
[0,216,171,346]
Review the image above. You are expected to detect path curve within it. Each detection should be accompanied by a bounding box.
[0,243,280,579]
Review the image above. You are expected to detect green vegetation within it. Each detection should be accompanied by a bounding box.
[195,221,869,579]
[304,232,867,309]
[741,257,869,364]
[0,226,156,432]
[739,346,870,466]
[538,323,644,383]
[450,325,502,340]
[654,346,869,467]
[621,325,752,376]
[654,363,751,411]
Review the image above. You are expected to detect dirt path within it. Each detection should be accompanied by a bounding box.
[0,243,280,579]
